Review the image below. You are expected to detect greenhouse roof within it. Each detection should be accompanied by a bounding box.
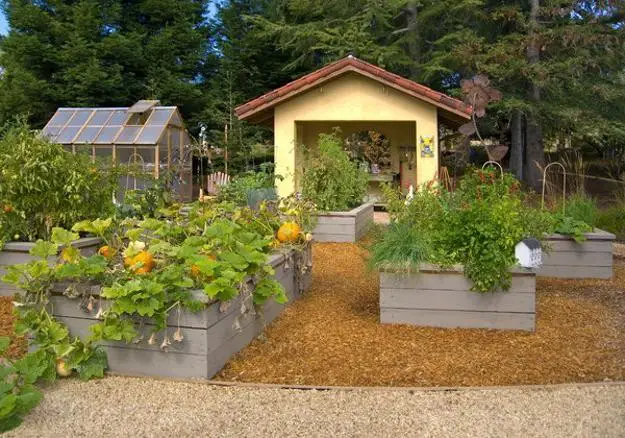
[41,103,184,146]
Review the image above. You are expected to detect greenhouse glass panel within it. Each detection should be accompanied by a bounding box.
[41,126,62,140]
[56,126,81,143]
[135,126,165,144]
[68,110,93,126]
[147,109,173,125]
[73,126,102,144]
[48,110,75,127]
[116,126,141,144]
[95,126,123,144]
[74,145,92,158]
[116,147,136,166]
[169,112,183,127]
[88,110,114,126]
[106,110,128,126]
[95,146,113,159]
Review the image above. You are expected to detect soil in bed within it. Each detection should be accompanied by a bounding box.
[215,242,625,387]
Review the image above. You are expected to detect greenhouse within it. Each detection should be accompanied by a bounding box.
[41,100,193,200]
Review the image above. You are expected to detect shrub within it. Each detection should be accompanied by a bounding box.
[301,132,368,211]
[596,206,625,240]
[0,124,117,244]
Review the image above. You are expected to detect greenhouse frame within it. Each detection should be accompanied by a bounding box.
[41,100,193,200]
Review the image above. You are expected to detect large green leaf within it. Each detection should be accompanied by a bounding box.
[29,240,58,258]
[76,348,107,381]
[51,228,79,246]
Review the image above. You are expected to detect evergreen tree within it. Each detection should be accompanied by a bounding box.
[0,0,210,127]
[423,0,625,189]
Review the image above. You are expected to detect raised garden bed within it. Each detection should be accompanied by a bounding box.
[312,202,374,243]
[47,247,311,379]
[0,237,101,297]
[540,229,615,279]
[379,264,536,331]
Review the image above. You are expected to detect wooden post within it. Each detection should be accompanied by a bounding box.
[167,130,172,170]
[155,145,160,178]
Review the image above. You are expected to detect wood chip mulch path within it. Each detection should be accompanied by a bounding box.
[0,296,25,359]
[216,243,625,387]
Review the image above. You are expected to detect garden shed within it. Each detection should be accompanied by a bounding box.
[235,56,472,200]
[41,100,193,200]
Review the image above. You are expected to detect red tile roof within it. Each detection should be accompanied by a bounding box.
[235,55,472,121]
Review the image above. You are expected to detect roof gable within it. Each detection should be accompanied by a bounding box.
[235,56,472,122]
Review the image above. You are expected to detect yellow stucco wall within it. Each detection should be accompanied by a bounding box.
[273,72,439,197]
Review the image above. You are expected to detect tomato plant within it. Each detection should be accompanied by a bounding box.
[0,124,120,246]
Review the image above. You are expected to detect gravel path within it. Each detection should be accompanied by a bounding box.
[6,378,625,437]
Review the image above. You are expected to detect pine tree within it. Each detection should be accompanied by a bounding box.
[0,0,210,127]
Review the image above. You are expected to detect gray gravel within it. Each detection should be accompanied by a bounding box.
[6,378,625,438]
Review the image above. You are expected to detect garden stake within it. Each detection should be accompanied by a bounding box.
[541,162,566,213]
[481,161,504,179]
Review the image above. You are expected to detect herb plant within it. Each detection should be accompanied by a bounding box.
[375,169,554,292]
[561,193,597,229]
[301,132,368,212]
[369,221,431,272]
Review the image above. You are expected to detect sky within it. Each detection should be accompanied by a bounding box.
[0,10,7,35]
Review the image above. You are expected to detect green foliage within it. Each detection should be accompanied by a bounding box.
[217,165,278,207]
[301,132,368,212]
[116,176,177,220]
[437,170,551,291]
[369,221,431,272]
[0,123,116,244]
[5,200,313,375]
[0,0,210,127]
[0,338,45,433]
[596,206,625,241]
[245,0,411,74]
[552,214,593,243]
[377,169,555,292]
[563,194,597,228]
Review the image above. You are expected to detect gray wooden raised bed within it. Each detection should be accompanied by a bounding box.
[47,247,312,380]
[0,237,101,297]
[539,229,615,279]
[312,202,374,243]
[380,264,536,331]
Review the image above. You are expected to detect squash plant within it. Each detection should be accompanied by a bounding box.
[3,200,313,383]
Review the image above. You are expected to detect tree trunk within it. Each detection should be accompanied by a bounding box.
[510,110,524,180]
[524,116,544,191]
[523,0,545,191]
[405,2,420,79]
